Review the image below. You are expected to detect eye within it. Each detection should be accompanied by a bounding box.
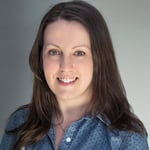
[48,50,61,56]
[74,50,85,56]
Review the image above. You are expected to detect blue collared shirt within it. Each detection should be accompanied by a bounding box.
[0,108,149,150]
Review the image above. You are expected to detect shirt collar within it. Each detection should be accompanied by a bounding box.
[82,114,111,126]
[96,114,111,126]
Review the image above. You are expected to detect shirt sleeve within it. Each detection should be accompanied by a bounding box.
[120,132,149,150]
[0,129,17,150]
[0,108,28,150]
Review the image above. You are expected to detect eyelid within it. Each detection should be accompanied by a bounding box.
[48,49,61,55]
[74,50,86,56]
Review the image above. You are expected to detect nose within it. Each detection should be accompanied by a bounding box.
[60,55,73,71]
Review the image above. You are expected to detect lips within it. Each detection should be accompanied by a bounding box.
[57,77,78,84]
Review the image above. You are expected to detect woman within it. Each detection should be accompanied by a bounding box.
[0,1,148,150]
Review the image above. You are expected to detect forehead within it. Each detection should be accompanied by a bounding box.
[44,19,87,32]
[43,19,91,46]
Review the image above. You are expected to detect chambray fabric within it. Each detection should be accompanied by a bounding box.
[0,108,149,150]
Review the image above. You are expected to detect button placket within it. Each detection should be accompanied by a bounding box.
[59,124,77,149]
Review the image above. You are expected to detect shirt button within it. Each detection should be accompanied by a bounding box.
[66,137,71,143]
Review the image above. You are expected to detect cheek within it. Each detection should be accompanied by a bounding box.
[76,61,93,77]
[43,59,58,77]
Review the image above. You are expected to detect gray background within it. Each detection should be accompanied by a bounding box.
[0,0,149,145]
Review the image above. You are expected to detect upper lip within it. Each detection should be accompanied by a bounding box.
[57,77,78,83]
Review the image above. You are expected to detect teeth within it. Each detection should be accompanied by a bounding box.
[58,77,76,83]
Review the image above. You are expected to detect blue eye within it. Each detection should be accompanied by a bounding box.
[74,51,85,56]
[48,50,61,55]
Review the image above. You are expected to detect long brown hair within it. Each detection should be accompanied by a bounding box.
[8,1,146,149]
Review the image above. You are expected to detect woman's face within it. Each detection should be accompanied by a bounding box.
[43,19,93,106]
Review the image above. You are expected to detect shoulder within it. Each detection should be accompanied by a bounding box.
[97,115,149,149]
[6,105,29,131]
[0,106,29,150]
[109,129,149,150]
[119,131,148,150]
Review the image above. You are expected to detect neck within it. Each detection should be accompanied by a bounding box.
[55,93,92,128]
[55,101,90,129]
[64,104,88,120]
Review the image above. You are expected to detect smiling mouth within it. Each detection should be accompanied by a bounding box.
[57,77,78,83]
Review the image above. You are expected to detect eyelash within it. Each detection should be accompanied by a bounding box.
[74,50,85,56]
[47,50,86,56]
[48,50,61,55]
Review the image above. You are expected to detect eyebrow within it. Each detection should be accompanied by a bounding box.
[44,43,61,49]
[44,43,90,50]
[72,45,90,50]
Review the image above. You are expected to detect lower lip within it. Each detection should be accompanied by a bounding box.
[57,78,78,86]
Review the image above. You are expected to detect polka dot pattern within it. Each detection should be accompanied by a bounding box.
[0,108,149,150]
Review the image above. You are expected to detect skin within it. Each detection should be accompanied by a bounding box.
[42,19,93,149]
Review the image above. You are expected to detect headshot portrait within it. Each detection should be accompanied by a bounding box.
[0,0,149,149]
